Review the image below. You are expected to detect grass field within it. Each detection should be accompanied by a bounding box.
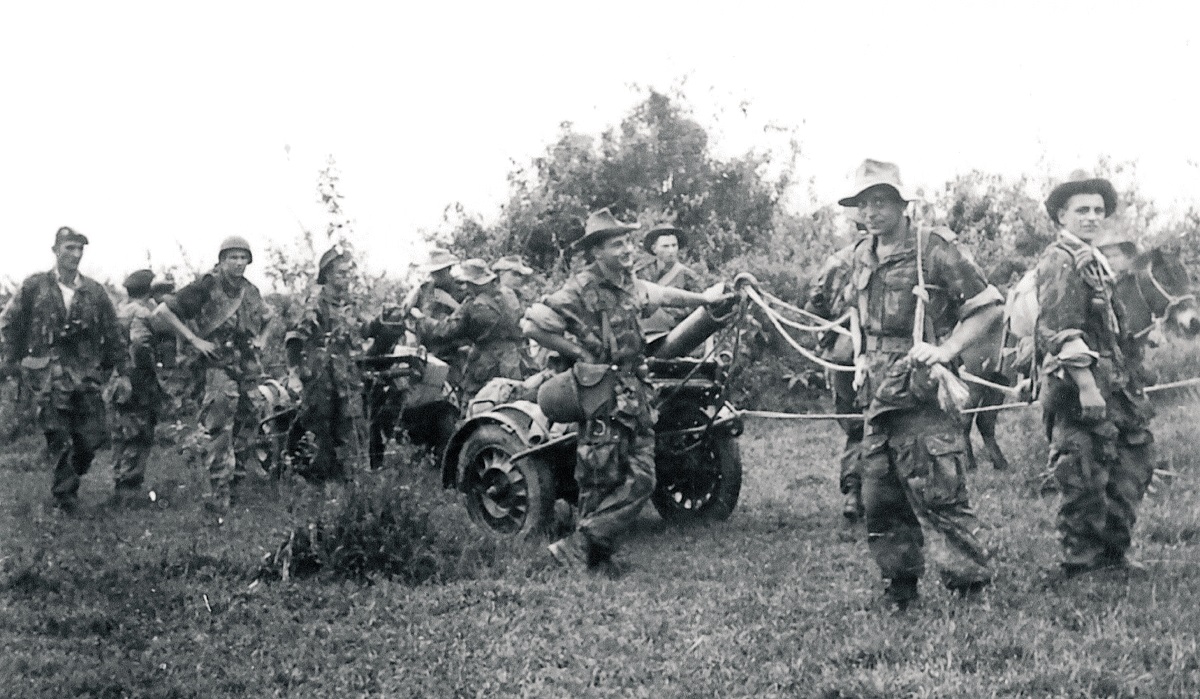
[3,370,1200,697]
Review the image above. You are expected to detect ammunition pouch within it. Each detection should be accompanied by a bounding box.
[537,361,619,424]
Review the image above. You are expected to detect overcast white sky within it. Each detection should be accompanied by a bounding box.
[1,1,1197,288]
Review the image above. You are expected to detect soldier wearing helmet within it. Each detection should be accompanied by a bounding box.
[285,245,370,483]
[153,235,269,514]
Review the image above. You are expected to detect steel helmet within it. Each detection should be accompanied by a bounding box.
[219,235,253,263]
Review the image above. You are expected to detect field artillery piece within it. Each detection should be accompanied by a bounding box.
[442,295,747,538]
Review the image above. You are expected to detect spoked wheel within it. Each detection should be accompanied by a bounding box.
[458,424,554,538]
[651,407,742,524]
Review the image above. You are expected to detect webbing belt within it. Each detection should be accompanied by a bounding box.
[863,334,914,353]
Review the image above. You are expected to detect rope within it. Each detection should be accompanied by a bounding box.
[746,287,857,373]
[758,291,853,336]
[1144,376,1200,394]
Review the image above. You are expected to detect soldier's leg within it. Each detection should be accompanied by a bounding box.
[332,389,367,479]
[832,371,864,520]
[199,369,240,505]
[366,381,398,470]
[894,410,992,589]
[47,428,78,505]
[67,387,108,487]
[111,407,146,490]
[1102,426,1154,562]
[231,382,260,481]
[1050,416,1111,571]
[861,430,925,587]
[570,418,656,564]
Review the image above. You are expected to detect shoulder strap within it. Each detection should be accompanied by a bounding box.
[657,262,686,288]
[198,284,245,339]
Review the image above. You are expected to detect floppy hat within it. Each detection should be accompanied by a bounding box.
[1045,169,1117,225]
[451,258,498,285]
[423,248,459,273]
[837,159,918,207]
[317,244,352,284]
[54,226,89,246]
[642,223,687,253]
[491,255,533,276]
[574,208,640,250]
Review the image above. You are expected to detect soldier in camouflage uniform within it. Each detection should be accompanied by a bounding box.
[804,239,864,521]
[1036,170,1153,578]
[415,258,524,399]
[109,269,168,506]
[285,246,368,482]
[404,248,468,383]
[838,161,1004,608]
[493,255,538,373]
[523,209,727,572]
[635,223,702,333]
[0,227,125,514]
[154,236,269,513]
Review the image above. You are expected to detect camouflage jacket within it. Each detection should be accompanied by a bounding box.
[805,242,859,352]
[635,260,700,293]
[117,297,163,400]
[524,262,671,367]
[847,223,1001,417]
[1,269,124,387]
[1035,232,1132,402]
[286,285,368,392]
[167,269,268,378]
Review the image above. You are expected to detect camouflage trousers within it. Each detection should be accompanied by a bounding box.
[112,403,158,489]
[300,375,367,483]
[25,365,109,503]
[198,368,257,498]
[862,406,992,586]
[1048,394,1154,569]
[831,369,863,495]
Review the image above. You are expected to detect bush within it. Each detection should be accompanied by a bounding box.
[263,469,506,585]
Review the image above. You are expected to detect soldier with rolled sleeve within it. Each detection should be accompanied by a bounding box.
[838,160,1004,609]
[1036,170,1153,578]
[522,209,728,573]
[0,227,124,514]
[153,236,269,514]
[285,246,369,483]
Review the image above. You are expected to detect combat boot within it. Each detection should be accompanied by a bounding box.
[882,576,919,611]
[547,534,589,572]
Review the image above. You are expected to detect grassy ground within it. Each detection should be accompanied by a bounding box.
[2,379,1200,697]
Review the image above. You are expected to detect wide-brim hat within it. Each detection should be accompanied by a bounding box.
[422,248,459,273]
[1092,219,1138,251]
[452,258,497,285]
[317,244,351,284]
[574,208,640,250]
[492,255,533,276]
[1045,169,1118,225]
[837,159,918,207]
[642,223,687,253]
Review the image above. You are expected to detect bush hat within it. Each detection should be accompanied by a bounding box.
[452,258,497,285]
[422,248,459,273]
[492,255,533,276]
[642,223,687,253]
[837,160,918,207]
[54,226,89,246]
[574,208,640,250]
[317,244,352,284]
[1045,169,1117,225]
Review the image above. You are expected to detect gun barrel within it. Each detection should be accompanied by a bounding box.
[648,304,737,359]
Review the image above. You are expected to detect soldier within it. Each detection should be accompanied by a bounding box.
[635,223,702,332]
[1036,170,1152,578]
[0,227,124,514]
[492,254,535,313]
[838,160,1004,609]
[109,269,168,506]
[522,209,727,573]
[804,240,864,521]
[153,236,269,514]
[285,246,368,483]
[415,258,525,398]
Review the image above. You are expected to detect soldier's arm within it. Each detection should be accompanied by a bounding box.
[641,279,726,310]
[0,285,29,365]
[911,236,1003,365]
[419,302,471,344]
[1034,249,1105,417]
[522,278,598,363]
[98,293,127,374]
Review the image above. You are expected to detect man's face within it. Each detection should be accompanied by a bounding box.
[652,234,679,264]
[218,249,251,279]
[431,267,455,290]
[326,259,353,293]
[592,233,636,271]
[856,185,907,237]
[53,241,85,274]
[1058,193,1107,241]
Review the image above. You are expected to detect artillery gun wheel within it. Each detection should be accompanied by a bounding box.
[458,424,555,538]
[651,433,742,524]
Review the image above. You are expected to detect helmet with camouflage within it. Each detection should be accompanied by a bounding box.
[218,235,253,263]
